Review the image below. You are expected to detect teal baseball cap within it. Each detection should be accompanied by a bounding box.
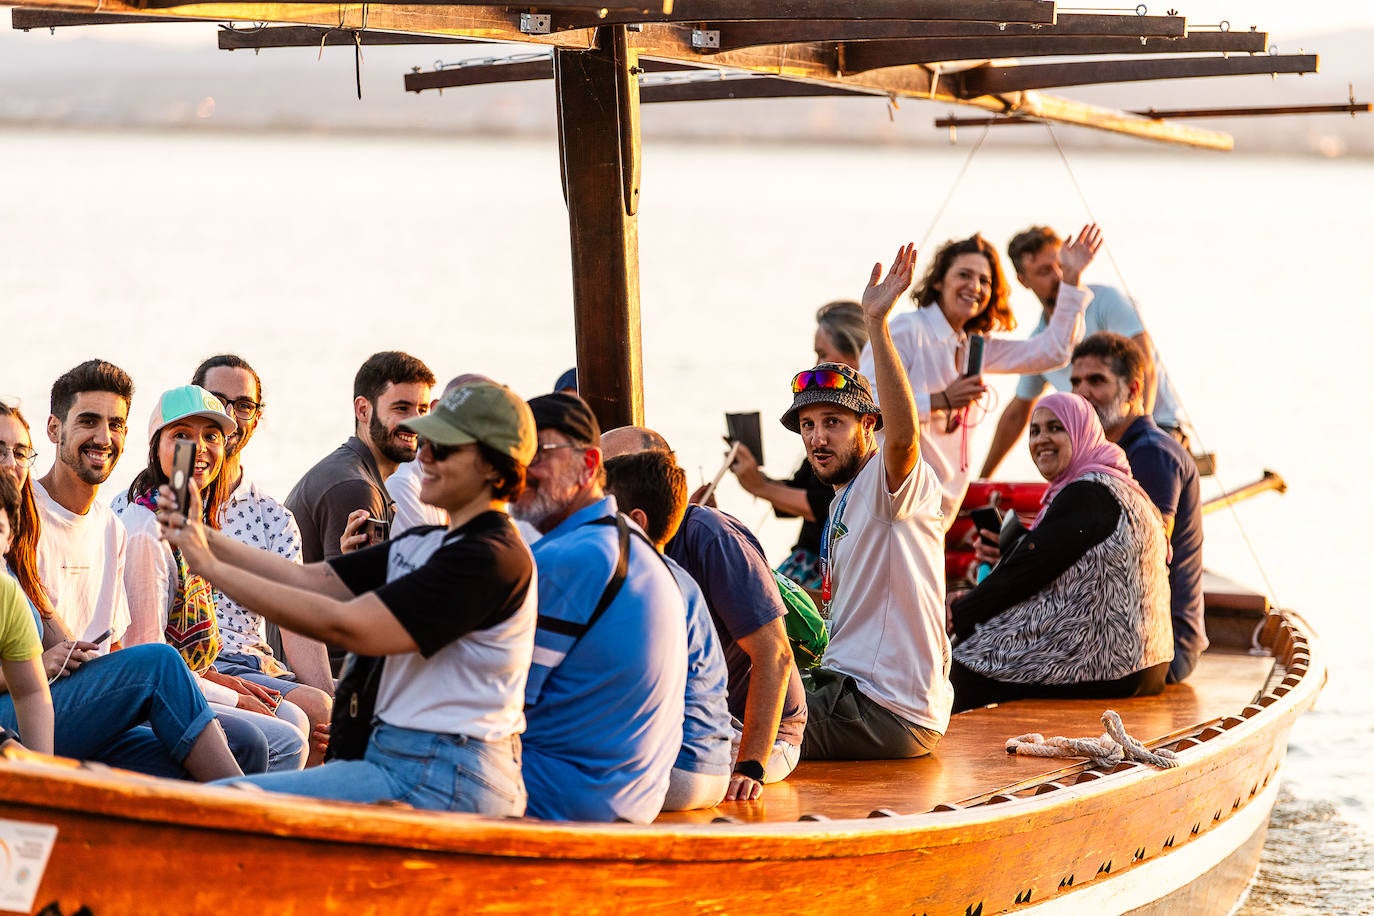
[147,385,237,441]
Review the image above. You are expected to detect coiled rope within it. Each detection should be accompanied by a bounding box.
[1005,710,1178,770]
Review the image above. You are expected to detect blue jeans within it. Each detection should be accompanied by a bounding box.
[214,703,307,773]
[218,723,526,816]
[215,652,301,697]
[0,643,215,772]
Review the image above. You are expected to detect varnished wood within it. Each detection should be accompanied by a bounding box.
[657,651,1273,825]
[555,27,644,430]
[218,25,475,48]
[405,55,696,93]
[839,31,1269,75]
[956,54,1321,97]
[544,0,1056,31]
[700,14,1187,53]
[640,76,869,103]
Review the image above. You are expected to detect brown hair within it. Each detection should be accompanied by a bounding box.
[478,443,527,503]
[603,450,688,548]
[1007,225,1062,275]
[192,353,263,404]
[49,359,134,423]
[815,300,868,365]
[126,430,229,531]
[0,404,52,618]
[911,234,1015,334]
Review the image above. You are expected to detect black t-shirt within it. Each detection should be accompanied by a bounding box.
[329,510,533,658]
[777,460,835,556]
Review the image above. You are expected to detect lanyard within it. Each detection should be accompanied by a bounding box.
[819,477,856,607]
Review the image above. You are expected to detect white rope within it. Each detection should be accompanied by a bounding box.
[1005,710,1178,770]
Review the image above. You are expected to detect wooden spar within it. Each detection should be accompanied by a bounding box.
[219,25,474,48]
[936,101,1374,127]
[543,0,1056,30]
[10,8,211,26]
[839,31,1269,75]
[1202,470,1287,517]
[640,76,870,103]
[700,14,1187,53]
[555,26,644,430]
[956,54,1320,97]
[406,56,696,93]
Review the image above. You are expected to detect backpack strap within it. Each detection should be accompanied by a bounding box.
[535,514,631,642]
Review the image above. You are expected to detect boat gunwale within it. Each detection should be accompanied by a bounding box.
[0,610,1324,863]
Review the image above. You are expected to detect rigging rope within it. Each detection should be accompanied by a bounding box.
[1006,710,1179,770]
[916,121,992,252]
[1042,122,1282,607]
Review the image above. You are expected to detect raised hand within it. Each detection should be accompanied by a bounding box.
[1059,223,1103,288]
[861,242,918,323]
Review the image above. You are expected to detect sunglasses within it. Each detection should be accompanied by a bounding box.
[791,369,851,394]
[418,437,464,462]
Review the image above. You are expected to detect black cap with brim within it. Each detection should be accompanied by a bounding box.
[528,392,601,447]
[780,364,884,433]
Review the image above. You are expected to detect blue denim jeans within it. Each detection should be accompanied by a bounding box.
[0,643,215,771]
[214,703,307,773]
[218,723,526,816]
[214,652,301,697]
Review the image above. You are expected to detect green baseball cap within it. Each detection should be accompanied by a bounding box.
[148,385,237,441]
[401,381,537,466]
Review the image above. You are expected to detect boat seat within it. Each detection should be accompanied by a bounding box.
[655,650,1274,825]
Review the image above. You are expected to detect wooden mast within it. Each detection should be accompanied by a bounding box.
[554,25,643,430]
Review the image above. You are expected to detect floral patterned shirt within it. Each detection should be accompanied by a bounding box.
[217,473,303,673]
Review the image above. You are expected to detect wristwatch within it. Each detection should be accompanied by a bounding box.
[733,759,766,783]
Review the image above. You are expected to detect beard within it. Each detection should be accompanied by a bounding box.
[369,413,418,464]
[808,428,868,486]
[58,432,119,485]
[511,461,582,532]
[1092,387,1133,433]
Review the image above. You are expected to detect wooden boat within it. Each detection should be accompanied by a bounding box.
[0,578,1322,915]
[0,4,1343,913]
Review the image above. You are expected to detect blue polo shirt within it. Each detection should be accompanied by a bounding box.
[1119,415,1206,678]
[664,557,732,776]
[522,496,687,823]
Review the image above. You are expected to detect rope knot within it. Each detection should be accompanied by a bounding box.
[1005,710,1178,770]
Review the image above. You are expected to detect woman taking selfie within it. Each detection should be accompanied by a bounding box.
[947,392,1172,713]
[117,385,308,772]
[158,381,538,814]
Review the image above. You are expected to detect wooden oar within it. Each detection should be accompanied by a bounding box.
[1201,469,1286,516]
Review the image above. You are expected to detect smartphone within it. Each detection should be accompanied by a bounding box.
[969,506,1002,546]
[90,627,114,646]
[963,334,986,377]
[725,411,764,467]
[169,440,195,516]
[364,517,390,546]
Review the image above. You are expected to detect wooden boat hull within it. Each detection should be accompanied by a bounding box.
[0,610,1320,915]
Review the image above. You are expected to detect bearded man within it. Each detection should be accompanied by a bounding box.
[1070,332,1204,682]
[285,351,432,674]
[782,244,952,760]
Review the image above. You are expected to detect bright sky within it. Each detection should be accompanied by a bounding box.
[48,2,1374,47]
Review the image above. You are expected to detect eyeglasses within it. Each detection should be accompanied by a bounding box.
[209,392,263,422]
[791,369,851,394]
[0,443,37,468]
[418,437,465,462]
[530,443,586,466]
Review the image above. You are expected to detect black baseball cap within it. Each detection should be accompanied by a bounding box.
[528,392,601,447]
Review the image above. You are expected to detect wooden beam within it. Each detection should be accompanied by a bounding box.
[640,75,870,102]
[935,100,1373,126]
[555,26,644,430]
[840,31,1268,75]
[547,0,1056,31]
[703,14,1187,53]
[405,55,695,92]
[10,8,212,27]
[218,25,475,48]
[956,54,1320,97]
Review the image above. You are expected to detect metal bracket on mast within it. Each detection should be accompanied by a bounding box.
[691,29,720,50]
[519,13,551,35]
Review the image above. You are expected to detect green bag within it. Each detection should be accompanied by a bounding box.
[774,570,828,669]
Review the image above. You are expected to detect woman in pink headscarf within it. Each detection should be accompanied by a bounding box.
[947,392,1172,713]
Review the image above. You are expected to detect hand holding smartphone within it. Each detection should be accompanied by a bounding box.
[169,440,195,517]
[963,334,986,378]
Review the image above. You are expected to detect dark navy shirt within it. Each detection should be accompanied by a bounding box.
[1119,415,1206,667]
[666,505,807,745]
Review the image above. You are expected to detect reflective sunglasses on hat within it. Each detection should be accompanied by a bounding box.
[791,368,852,394]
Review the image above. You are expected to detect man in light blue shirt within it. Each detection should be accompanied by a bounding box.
[512,393,687,823]
[980,226,1183,478]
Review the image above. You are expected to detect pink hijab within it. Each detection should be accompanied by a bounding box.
[1033,392,1150,528]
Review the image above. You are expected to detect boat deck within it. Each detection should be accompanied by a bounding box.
[657,649,1275,825]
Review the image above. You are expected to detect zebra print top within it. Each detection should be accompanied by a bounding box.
[952,472,1173,685]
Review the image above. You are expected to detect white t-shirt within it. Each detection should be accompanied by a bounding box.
[34,481,131,651]
[821,451,953,734]
[386,459,447,537]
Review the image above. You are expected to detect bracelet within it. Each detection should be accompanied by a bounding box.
[733,759,766,782]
